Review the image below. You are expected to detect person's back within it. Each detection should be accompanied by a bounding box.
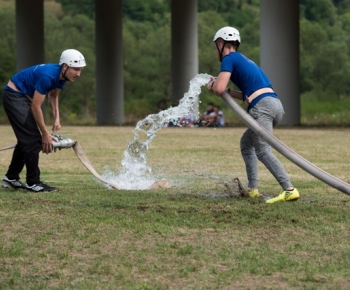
[222,52,272,100]
[220,51,278,111]
[10,64,65,97]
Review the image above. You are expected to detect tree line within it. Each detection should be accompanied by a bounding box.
[0,0,349,124]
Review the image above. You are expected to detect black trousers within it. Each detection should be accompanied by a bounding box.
[2,90,42,185]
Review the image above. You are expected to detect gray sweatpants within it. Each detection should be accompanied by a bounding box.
[240,97,293,190]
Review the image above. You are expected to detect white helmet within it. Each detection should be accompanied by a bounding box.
[59,49,86,67]
[213,26,241,43]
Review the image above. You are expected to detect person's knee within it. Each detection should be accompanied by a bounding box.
[256,146,272,161]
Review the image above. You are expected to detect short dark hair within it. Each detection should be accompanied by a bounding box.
[226,40,240,50]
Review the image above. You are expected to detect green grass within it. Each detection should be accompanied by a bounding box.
[301,95,350,126]
[1,126,350,289]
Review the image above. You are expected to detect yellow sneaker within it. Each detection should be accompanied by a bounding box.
[265,188,300,204]
[247,188,261,198]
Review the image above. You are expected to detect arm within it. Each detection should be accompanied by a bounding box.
[226,88,243,100]
[213,71,230,95]
[48,88,61,132]
[31,91,56,153]
[207,72,243,100]
[205,112,217,127]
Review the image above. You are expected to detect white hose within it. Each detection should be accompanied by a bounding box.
[220,91,350,196]
[1,140,170,190]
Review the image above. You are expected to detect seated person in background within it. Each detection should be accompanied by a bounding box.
[197,102,214,126]
[214,105,225,127]
[206,105,225,127]
[178,112,195,127]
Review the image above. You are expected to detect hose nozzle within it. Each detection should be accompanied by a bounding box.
[51,132,75,152]
[52,138,75,150]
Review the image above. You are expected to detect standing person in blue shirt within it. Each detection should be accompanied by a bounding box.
[207,26,300,204]
[2,49,86,192]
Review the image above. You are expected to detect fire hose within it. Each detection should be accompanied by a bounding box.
[220,91,350,196]
[0,133,170,190]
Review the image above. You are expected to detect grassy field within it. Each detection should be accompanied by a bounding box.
[1,125,350,290]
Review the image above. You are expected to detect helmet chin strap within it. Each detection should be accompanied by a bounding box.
[62,65,71,81]
[215,41,226,62]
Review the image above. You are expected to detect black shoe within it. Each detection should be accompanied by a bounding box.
[26,182,57,192]
[2,176,27,189]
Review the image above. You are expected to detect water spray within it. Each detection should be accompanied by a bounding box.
[102,73,212,190]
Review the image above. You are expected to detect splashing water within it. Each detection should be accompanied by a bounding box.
[102,73,211,190]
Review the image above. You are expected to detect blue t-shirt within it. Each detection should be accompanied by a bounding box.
[9,64,66,97]
[220,52,276,105]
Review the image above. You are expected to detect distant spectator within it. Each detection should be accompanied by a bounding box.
[215,106,225,127]
[196,102,214,126]
[206,105,225,127]
[178,112,195,127]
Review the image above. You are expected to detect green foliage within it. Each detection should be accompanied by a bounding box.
[123,17,171,117]
[44,10,96,122]
[198,0,246,13]
[55,0,95,18]
[1,0,350,125]
[0,7,15,86]
[122,0,169,22]
[198,11,228,76]
[301,93,350,125]
[300,11,350,100]
[300,0,336,24]
[333,0,350,13]
[56,0,170,22]
[225,2,260,30]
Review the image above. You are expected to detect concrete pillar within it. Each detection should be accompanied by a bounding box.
[95,0,123,125]
[171,0,198,105]
[15,0,44,71]
[260,0,300,125]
